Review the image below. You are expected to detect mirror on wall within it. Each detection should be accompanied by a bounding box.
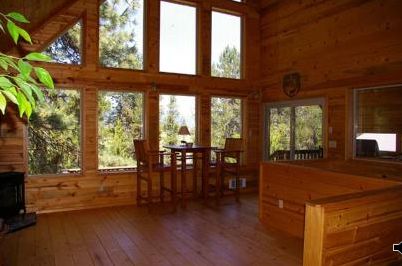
[354,85,402,162]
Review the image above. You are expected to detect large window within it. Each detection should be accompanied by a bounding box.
[211,97,242,148]
[98,91,144,170]
[159,95,196,148]
[99,0,144,69]
[354,85,402,162]
[159,1,196,74]
[265,99,324,161]
[211,11,241,79]
[28,89,81,175]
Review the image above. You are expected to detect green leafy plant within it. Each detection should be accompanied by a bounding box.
[0,11,54,118]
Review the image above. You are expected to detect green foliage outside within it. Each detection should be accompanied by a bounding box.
[43,22,82,64]
[0,12,54,119]
[212,46,240,79]
[211,97,241,148]
[98,91,143,169]
[28,89,81,175]
[99,0,143,69]
[295,105,322,150]
[269,105,322,158]
[159,95,195,150]
[269,107,291,155]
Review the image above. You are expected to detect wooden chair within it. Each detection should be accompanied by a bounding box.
[134,140,177,206]
[214,138,243,202]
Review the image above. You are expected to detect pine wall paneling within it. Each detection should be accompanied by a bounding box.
[260,0,402,160]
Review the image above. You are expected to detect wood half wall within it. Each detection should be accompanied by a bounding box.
[303,185,402,266]
[259,161,401,238]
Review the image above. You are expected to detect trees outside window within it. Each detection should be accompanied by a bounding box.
[43,21,82,64]
[28,89,81,175]
[265,100,324,160]
[99,0,144,69]
[98,91,144,170]
[211,97,242,148]
[211,11,241,79]
[159,95,195,149]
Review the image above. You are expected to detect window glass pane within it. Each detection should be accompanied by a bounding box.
[28,89,81,175]
[43,21,82,64]
[357,133,396,152]
[160,1,196,74]
[211,11,241,79]
[159,95,196,149]
[211,97,241,148]
[355,86,402,161]
[99,0,144,69]
[295,105,323,150]
[98,91,144,170]
[269,107,291,159]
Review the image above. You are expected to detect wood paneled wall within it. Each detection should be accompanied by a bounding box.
[260,0,402,159]
[259,161,400,238]
[0,0,261,212]
[303,185,402,266]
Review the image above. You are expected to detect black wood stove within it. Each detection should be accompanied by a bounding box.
[0,172,36,233]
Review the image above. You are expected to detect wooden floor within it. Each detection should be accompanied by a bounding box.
[0,194,303,266]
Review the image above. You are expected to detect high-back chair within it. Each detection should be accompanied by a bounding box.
[134,139,177,206]
[214,138,243,202]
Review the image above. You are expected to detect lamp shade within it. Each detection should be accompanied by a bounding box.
[178,126,190,135]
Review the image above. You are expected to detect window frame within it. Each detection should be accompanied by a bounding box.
[27,87,84,178]
[159,0,198,76]
[97,88,146,173]
[210,8,244,80]
[158,93,198,148]
[210,95,244,148]
[352,84,402,164]
[263,98,326,161]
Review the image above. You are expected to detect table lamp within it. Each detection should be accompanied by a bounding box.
[178,125,190,145]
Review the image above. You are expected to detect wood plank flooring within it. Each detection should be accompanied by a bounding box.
[0,194,303,266]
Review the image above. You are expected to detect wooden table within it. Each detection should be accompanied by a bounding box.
[163,145,214,207]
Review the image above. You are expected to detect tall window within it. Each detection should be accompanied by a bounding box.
[354,85,402,162]
[99,0,144,69]
[160,1,196,74]
[98,91,144,170]
[159,95,196,148]
[28,89,81,175]
[265,99,324,161]
[211,97,242,148]
[43,20,82,65]
[211,11,241,79]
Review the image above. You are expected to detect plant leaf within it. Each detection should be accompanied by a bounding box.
[25,52,51,62]
[0,23,5,33]
[18,59,33,78]
[6,12,29,23]
[2,88,18,104]
[0,76,14,89]
[6,20,19,44]
[34,67,54,89]
[0,92,6,114]
[16,91,28,117]
[17,27,32,44]
[0,59,8,71]
[30,84,45,102]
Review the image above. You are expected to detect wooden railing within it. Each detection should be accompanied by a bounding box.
[270,148,323,161]
[303,185,402,266]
